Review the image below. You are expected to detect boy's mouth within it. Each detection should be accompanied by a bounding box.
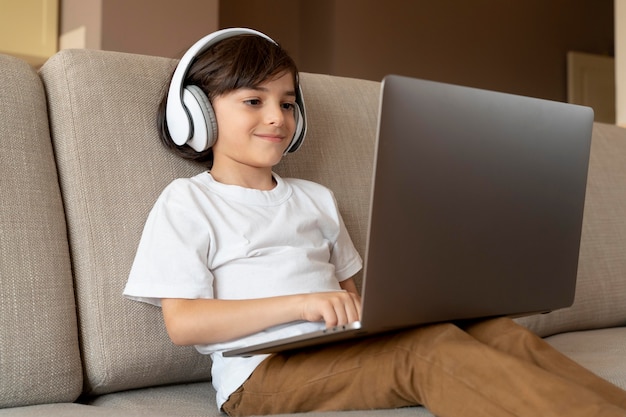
[255,132,286,143]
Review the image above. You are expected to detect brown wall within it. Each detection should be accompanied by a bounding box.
[62,0,613,103]
[100,0,219,58]
[221,0,614,102]
[61,0,219,58]
[61,0,102,50]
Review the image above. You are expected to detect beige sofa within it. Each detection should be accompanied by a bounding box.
[1,48,625,416]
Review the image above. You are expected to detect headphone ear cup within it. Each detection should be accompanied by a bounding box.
[182,85,218,152]
[284,88,307,154]
[284,103,304,155]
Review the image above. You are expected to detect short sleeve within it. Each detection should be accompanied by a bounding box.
[328,194,363,281]
[123,179,215,306]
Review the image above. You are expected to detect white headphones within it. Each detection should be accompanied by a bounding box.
[165,27,307,153]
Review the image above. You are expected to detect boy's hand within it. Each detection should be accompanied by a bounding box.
[300,291,362,328]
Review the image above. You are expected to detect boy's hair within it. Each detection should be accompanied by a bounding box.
[157,34,300,167]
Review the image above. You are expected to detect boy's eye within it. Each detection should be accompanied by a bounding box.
[281,102,296,111]
[244,99,261,106]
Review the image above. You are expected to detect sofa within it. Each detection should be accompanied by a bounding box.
[0,47,625,416]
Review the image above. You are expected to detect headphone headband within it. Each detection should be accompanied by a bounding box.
[165,27,307,154]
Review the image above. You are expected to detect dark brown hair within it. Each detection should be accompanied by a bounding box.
[157,34,300,167]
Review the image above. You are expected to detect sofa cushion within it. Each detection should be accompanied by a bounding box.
[0,54,82,406]
[545,327,626,390]
[516,123,626,337]
[88,382,432,417]
[0,403,173,416]
[39,49,212,395]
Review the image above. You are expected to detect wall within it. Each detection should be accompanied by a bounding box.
[100,0,219,58]
[221,0,614,103]
[57,0,614,104]
[60,0,219,58]
[61,0,101,50]
[0,0,59,66]
[219,0,302,64]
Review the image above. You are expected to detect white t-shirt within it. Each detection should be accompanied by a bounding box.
[123,172,363,410]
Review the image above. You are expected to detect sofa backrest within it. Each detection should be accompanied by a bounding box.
[39,49,213,395]
[0,54,83,407]
[38,49,380,396]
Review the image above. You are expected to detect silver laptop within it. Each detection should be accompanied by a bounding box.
[224,74,594,357]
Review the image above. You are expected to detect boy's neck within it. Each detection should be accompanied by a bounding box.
[209,164,277,190]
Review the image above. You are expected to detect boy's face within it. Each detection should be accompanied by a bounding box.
[211,72,297,175]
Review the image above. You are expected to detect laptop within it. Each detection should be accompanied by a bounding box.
[223,74,594,358]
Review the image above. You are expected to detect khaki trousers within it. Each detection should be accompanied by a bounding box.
[222,317,626,417]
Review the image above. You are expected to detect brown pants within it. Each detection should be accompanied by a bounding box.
[222,318,626,417]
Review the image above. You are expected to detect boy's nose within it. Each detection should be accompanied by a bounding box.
[266,105,285,126]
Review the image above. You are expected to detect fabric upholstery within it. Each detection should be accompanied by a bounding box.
[88,382,432,417]
[0,403,171,416]
[546,327,626,390]
[39,49,212,395]
[516,123,626,337]
[0,54,83,407]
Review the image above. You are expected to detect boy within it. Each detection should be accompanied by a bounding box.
[124,28,626,417]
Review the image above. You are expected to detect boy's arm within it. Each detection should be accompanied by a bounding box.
[161,282,361,346]
[339,277,360,297]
